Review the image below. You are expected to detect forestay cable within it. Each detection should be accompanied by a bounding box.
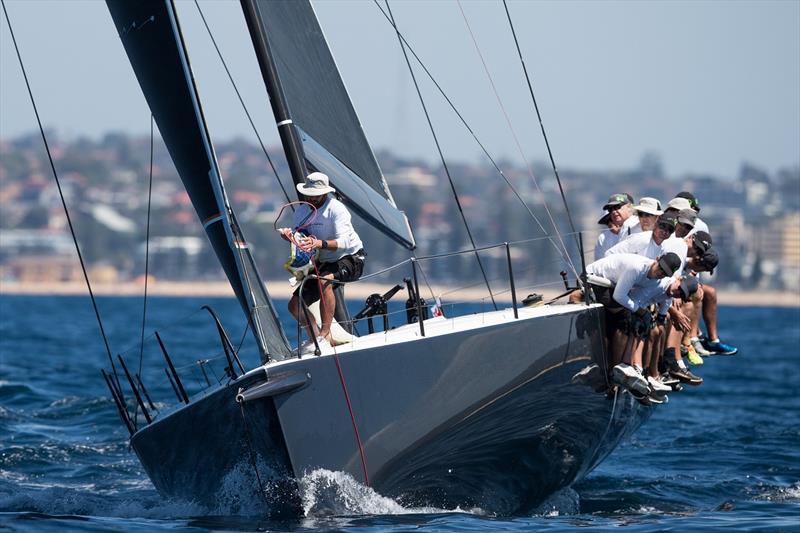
[134,115,155,427]
[501,0,587,278]
[385,0,497,310]
[1,0,123,390]
[455,0,579,280]
[192,0,293,209]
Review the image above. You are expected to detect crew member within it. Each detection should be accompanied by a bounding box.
[278,172,366,354]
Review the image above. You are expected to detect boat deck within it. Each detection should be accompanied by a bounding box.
[263,301,602,370]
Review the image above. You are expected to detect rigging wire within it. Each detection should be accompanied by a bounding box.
[369,0,570,266]
[1,0,124,394]
[501,0,587,278]
[384,0,496,310]
[455,0,579,280]
[192,0,293,210]
[134,114,155,427]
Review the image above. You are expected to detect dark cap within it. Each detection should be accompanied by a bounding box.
[598,209,611,225]
[692,230,713,255]
[678,276,699,301]
[656,211,677,229]
[677,208,697,227]
[676,191,700,212]
[696,247,719,274]
[658,252,682,277]
[603,193,631,210]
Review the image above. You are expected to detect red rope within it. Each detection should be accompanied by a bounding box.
[310,261,370,486]
[281,198,370,485]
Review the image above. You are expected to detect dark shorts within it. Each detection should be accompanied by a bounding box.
[295,249,365,305]
[592,285,630,333]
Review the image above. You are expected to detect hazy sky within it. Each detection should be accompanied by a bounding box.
[1,0,798,178]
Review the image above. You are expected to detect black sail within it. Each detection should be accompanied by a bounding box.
[242,0,415,249]
[106,0,291,362]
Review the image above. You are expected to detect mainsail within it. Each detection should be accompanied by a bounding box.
[241,0,416,250]
[106,0,291,362]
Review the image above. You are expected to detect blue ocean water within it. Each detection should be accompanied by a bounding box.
[1,294,798,532]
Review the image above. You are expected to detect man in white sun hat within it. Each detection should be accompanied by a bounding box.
[629,197,663,233]
[278,172,365,354]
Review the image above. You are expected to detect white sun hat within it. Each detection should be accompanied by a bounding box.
[666,197,692,211]
[296,172,336,196]
[633,197,663,216]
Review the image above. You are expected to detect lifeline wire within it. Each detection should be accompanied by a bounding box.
[501,0,586,278]
[385,0,497,310]
[369,0,569,266]
[1,0,123,393]
[456,0,578,280]
[193,0,292,209]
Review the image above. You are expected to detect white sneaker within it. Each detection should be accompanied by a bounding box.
[612,363,650,396]
[647,375,672,394]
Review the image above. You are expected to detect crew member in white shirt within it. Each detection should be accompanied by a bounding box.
[579,252,682,395]
[594,209,621,261]
[623,196,662,236]
[594,193,638,259]
[278,172,365,354]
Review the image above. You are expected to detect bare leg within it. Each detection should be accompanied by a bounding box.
[645,324,664,378]
[682,286,704,347]
[318,273,336,342]
[702,284,719,340]
[621,332,637,365]
[610,328,627,366]
[289,293,320,341]
[630,337,644,369]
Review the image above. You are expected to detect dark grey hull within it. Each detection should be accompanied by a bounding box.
[130,304,650,515]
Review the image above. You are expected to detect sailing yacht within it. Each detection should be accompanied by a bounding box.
[104,0,649,514]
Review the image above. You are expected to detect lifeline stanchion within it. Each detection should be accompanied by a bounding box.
[506,242,518,319]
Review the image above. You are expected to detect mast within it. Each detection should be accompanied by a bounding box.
[106,0,292,362]
[241,0,308,190]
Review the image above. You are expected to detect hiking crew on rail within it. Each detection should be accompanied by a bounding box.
[584,190,738,404]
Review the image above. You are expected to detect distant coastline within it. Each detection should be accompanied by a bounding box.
[1,280,798,308]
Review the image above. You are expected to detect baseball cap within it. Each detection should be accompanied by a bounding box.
[666,197,692,211]
[678,276,699,301]
[692,230,713,255]
[658,252,682,277]
[598,209,611,225]
[697,247,719,275]
[602,193,631,210]
[677,208,697,227]
[657,211,678,229]
[633,197,663,216]
[676,191,700,212]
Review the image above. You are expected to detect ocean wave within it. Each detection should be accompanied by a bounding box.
[298,469,480,517]
[0,484,202,519]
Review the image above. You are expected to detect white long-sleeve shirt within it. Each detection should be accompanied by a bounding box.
[618,215,642,242]
[586,253,656,312]
[293,196,363,262]
[605,234,687,313]
[605,231,660,259]
[594,229,621,261]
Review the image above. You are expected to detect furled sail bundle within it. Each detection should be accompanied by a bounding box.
[106,0,291,361]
